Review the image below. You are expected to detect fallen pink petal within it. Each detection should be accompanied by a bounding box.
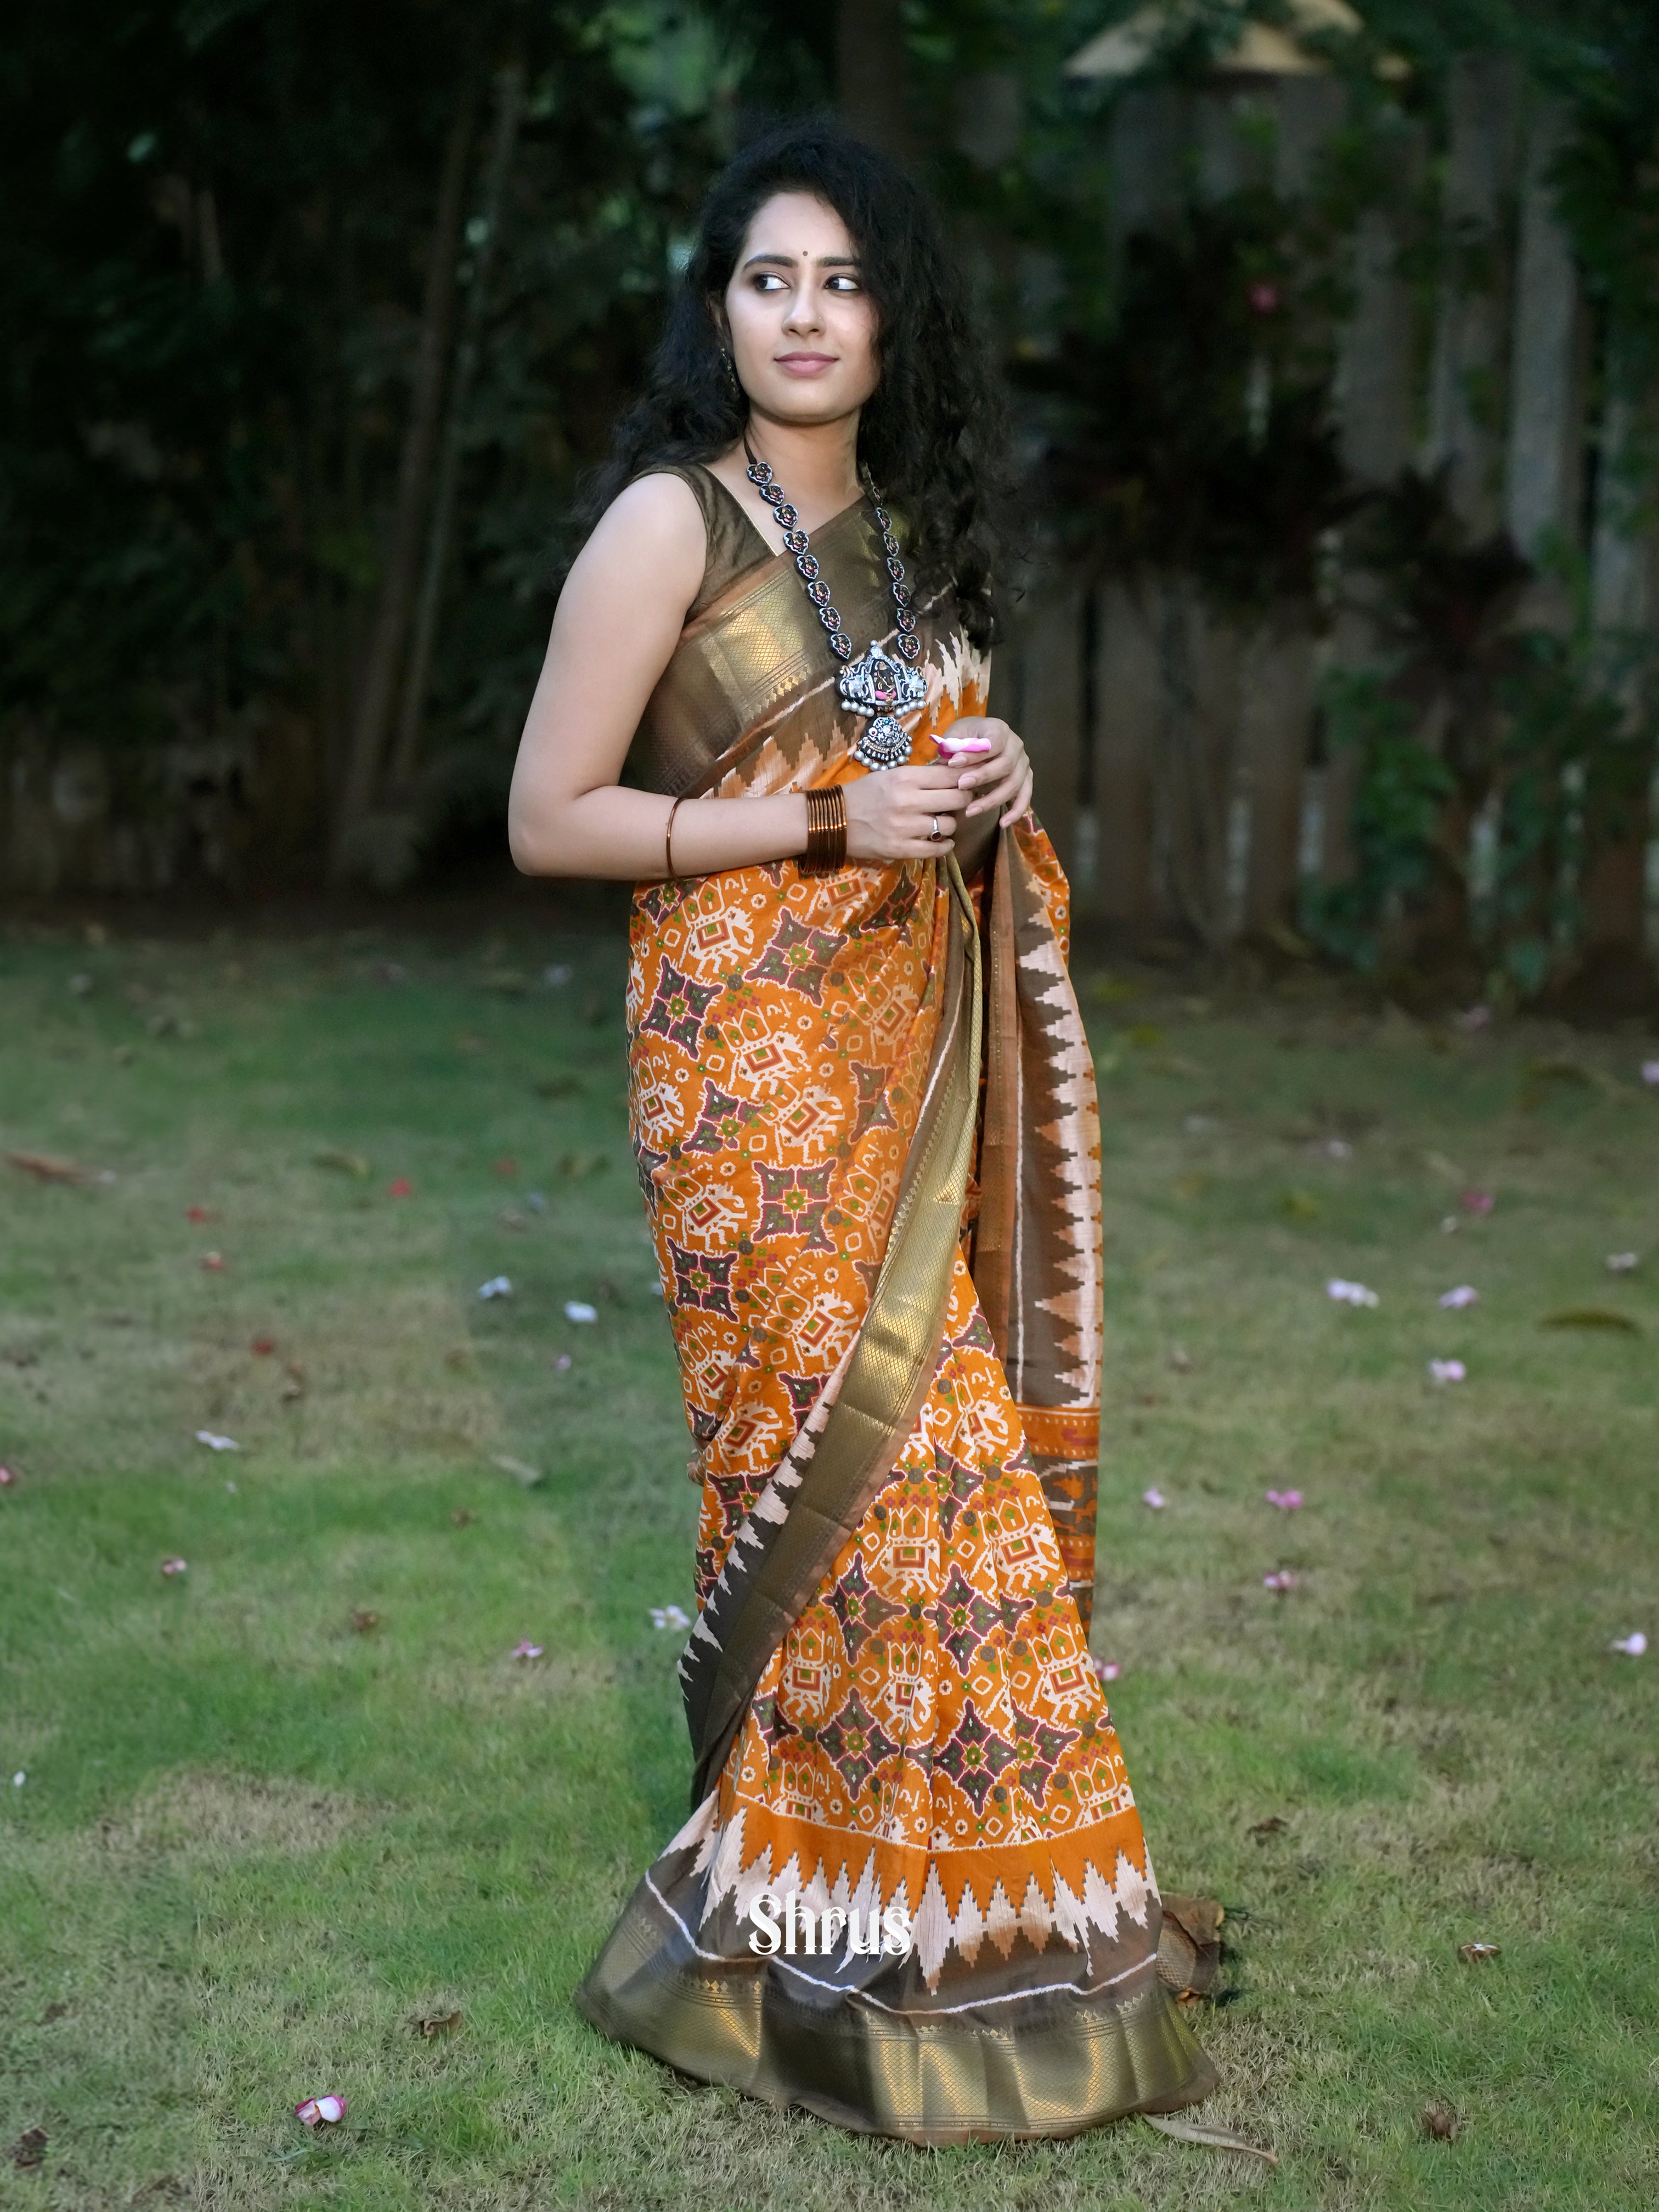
[1439,1285,1479,1309]
[0,1466,15,1489]
[1265,1488,1303,1511]
[1094,1658,1122,1682]
[554,1353,572,1372]
[1263,1569,1299,1594]
[160,1556,188,1577]
[1326,1278,1379,1307]
[1428,1358,1466,1384]
[389,1178,413,1198]
[201,1250,225,1271]
[511,1640,544,1660]
[294,2095,346,2128]
[1141,1486,1166,1510]
[1460,1190,1494,1214]
[1611,1631,1647,1657]
[1641,1060,1659,1086]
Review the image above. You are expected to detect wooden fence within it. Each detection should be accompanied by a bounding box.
[992,57,1659,964]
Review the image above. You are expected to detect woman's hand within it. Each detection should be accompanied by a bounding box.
[936,716,1033,827]
[842,762,972,863]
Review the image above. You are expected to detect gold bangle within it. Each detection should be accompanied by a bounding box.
[664,794,686,880]
[798,785,847,876]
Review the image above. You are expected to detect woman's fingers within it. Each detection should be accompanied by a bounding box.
[964,769,1026,817]
[999,768,1035,826]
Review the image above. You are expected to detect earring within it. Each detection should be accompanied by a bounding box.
[721,348,741,399]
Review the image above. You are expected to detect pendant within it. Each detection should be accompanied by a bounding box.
[839,640,928,772]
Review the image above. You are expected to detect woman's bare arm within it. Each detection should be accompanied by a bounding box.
[508,475,812,880]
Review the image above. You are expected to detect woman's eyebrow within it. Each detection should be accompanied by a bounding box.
[741,250,860,270]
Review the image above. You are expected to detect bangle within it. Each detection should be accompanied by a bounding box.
[798,785,847,876]
[664,795,686,880]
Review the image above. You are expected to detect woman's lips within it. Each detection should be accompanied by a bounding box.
[775,352,837,375]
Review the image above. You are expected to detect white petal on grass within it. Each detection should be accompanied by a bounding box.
[1326,1278,1379,1307]
[564,1301,598,1324]
[478,1276,513,1300]
[1428,1358,1466,1384]
[1141,1487,1166,1510]
[195,1429,240,1451]
[1612,1631,1647,1657]
[1438,1286,1479,1309]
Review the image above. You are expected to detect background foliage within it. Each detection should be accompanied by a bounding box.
[3,1,1657,980]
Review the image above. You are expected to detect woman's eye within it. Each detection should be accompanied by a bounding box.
[827,275,861,292]
[752,274,786,292]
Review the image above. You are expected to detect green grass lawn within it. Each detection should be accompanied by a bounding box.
[1,917,1655,2210]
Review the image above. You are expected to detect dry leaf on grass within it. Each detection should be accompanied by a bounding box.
[8,1150,92,1184]
[1142,2113,1276,2164]
[8,2128,48,2169]
[414,2008,462,2039]
[1422,2102,1460,2141]
[1248,1815,1289,1839]
[1542,1308,1640,1333]
[492,1454,543,1488]
[313,1147,371,1177]
[350,1610,379,1634]
[1457,1942,1500,1963]
[1156,1894,1224,1997]
[450,1510,475,1528]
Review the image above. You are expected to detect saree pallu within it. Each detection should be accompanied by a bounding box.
[577,482,1216,2143]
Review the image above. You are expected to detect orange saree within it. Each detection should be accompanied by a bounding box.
[575,465,1216,2142]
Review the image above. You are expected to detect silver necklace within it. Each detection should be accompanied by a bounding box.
[744,442,927,770]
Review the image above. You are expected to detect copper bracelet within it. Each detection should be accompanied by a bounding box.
[798,785,847,876]
[664,794,686,880]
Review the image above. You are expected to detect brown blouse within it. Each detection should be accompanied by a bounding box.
[639,461,774,622]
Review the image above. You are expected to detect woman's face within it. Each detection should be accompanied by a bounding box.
[721,190,879,429]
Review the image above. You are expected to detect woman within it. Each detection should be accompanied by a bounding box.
[509,120,1215,2145]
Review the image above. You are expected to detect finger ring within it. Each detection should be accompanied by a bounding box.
[929,815,941,841]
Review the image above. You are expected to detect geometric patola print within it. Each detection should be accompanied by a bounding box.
[755,1160,837,1251]
[666,1238,738,1317]
[638,956,719,1057]
[747,907,846,1005]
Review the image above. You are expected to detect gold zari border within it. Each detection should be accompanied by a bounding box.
[577,1880,1217,2146]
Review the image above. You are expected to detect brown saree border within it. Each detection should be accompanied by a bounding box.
[577,1875,1218,2147]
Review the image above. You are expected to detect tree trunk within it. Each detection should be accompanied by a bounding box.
[388,62,525,796]
[330,84,477,880]
[837,0,911,156]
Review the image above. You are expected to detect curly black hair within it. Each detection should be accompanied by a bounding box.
[585,117,1009,647]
